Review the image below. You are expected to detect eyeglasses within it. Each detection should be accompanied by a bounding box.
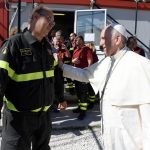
[38,12,55,27]
[45,16,55,27]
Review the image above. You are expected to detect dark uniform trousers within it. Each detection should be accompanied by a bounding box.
[54,65,64,102]
[88,83,96,103]
[1,107,51,150]
[74,81,88,110]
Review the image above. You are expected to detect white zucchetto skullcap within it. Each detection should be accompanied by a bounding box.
[110,23,127,39]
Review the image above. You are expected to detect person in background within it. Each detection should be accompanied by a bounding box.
[48,29,57,43]
[65,33,77,95]
[21,22,30,33]
[66,33,77,56]
[51,36,70,113]
[85,42,98,63]
[55,30,63,39]
[9,26,18,37]
[127,36,145,57]
[59,23,150,150]
[0,5,67,150]
[71,35,93,120]
[86,42,99,109]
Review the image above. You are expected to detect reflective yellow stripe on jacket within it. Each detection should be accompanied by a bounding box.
[54,60,58,66]
[69,47,74,51]
[0,60,54,82]
[0,60,15,78]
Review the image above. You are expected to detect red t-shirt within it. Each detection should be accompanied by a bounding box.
[134,46,145,57]
[92,51,99,63]
[57,48,66,62]
[72,46,93,68]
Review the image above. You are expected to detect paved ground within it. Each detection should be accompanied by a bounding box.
[50,127,103,150]
[51,103,101,129]
[0,92,103,149]
[50,99,103,150]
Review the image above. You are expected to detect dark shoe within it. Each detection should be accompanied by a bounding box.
[87,103,94,110]
[78,111,86,120]
[72,107,80,113]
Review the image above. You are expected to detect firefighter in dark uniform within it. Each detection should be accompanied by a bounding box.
[72,36,93,120]
[86,42,99,109]
[0,5,67,150]
[65,33,77,95]
[51,36,70,111]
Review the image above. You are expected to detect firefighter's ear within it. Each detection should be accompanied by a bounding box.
[35,14,39,20]
[32,13,39,21]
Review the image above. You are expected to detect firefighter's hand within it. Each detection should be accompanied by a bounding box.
[72,58,80,64]
[58,101,67,110]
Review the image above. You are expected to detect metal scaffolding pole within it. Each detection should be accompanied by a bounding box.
[17,0,21,33]
[90,0,96,33]
[134,0,139,35]
[32,0,35,9]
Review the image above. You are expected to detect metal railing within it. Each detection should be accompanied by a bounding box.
[93,3,150,52]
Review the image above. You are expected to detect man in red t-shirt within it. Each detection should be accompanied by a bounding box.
[127,36,145,57]
[86,42,99,109]
[72,36,93,120]
[51,36,70,112]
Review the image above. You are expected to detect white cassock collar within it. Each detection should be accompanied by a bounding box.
[110,46,129,61]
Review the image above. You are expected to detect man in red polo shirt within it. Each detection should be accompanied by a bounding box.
[127,36,145,57]
[72,35,93,120]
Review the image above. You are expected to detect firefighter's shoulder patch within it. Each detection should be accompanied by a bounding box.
[0,47,8,55]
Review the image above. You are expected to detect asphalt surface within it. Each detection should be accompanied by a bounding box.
[50,92,103,150]
[51,103,101,129]
[50,127,103,150]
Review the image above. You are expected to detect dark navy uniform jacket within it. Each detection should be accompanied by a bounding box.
[0,30,55,111]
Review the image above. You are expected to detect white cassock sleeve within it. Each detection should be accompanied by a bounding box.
[63,58,109,95]
[139,104,150,150]
[63,64,90,83]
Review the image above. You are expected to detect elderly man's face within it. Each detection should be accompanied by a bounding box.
[34,11,55,38]
[100,27,118,56]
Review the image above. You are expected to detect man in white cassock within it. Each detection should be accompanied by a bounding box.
[59,23,150,150]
